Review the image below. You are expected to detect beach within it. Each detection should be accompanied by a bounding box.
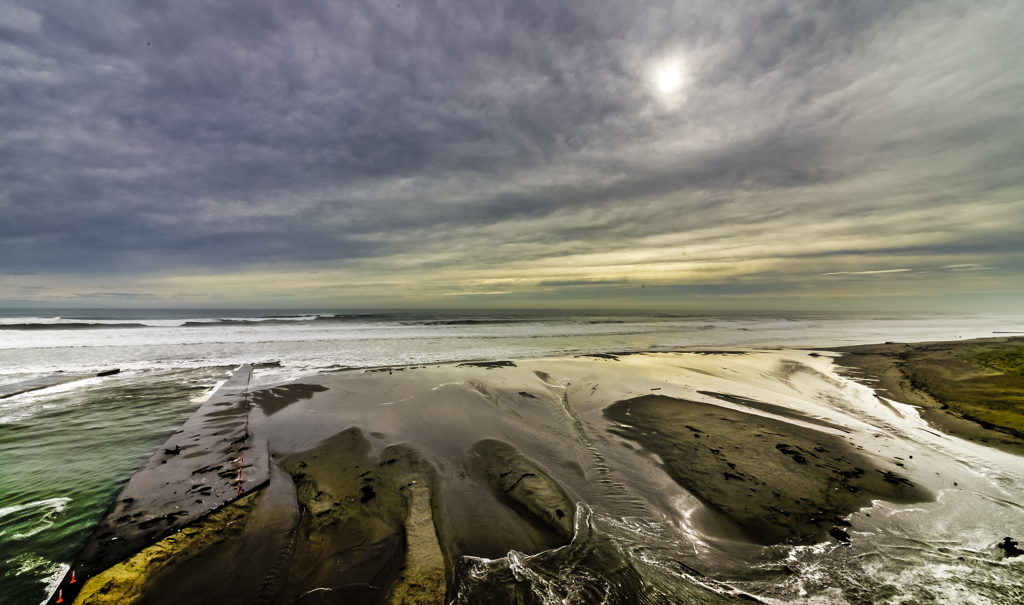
[41,337,1024,604]
[3,311,1024,604]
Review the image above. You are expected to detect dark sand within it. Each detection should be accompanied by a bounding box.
[467,439,576,540]
[605,394,927,545]
[272,429,443,604]
[833,336,1024,455]
[57,348,987,604]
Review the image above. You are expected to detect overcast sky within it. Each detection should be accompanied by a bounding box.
[1,0,1022,310]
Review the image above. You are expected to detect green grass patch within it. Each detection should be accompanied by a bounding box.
[917,372,1024,438]
[966,347,1024,376]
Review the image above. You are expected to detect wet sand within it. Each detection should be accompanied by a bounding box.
[832,336,1024,455]
[605,394,926,544]
[55,347,995,604]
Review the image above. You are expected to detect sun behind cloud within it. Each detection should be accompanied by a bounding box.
[656,64,683,93]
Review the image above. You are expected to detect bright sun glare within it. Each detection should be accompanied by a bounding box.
[656,65,682,93]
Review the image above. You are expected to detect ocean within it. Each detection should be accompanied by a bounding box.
[1,308,1023,604]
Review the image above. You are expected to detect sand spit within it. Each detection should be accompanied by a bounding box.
[833,336,1024,454]
[55,348,1012,604]
[389,482,446,605]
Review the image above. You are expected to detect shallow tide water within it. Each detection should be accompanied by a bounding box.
[1,309,1023,604]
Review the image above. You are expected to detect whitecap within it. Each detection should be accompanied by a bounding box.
[0,497,72,540]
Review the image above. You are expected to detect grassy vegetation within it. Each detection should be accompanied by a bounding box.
[927,375,1024,437]
[913,343,1024,439]
[968,347,1024,376]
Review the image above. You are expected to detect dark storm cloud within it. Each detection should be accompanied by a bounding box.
[1,0,1022,305]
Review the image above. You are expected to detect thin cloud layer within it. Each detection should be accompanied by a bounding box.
[1,0,1022,309]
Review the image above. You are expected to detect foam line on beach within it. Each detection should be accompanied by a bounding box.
[0,375,92,400]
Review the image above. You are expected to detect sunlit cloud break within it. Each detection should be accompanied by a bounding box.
[821,269,913,276]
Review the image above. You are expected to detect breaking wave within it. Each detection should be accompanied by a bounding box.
[451,504,754,604]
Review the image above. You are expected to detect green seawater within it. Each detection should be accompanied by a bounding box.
[0,371,220,605]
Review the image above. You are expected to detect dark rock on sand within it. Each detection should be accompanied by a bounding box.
[828,527,851,544]
[997,537,1024,557]
[457,360,517,368]
[576,353,620,361]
